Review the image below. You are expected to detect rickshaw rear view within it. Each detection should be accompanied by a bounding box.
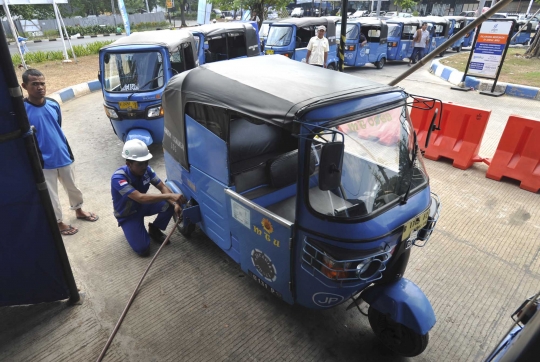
[162,56,441,357]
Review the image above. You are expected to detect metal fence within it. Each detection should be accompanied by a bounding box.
[2,12,167,37]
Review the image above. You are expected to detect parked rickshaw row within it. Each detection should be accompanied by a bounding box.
[98,16,534,147]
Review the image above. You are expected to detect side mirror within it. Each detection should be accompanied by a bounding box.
[318,142,344,191]
[425,108,439,148]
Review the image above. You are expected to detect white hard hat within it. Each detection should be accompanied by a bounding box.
[122,139,153,161]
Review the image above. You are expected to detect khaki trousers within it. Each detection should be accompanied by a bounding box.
[43,164,84,223]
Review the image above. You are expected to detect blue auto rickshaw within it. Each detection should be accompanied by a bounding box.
[162,55,441,357]
[444,16,475,52]
[336,18,388,69]
[420,16,450,56]
[259,20,276,51]
[188,22,261,65]
[98,30,198,145]
[386,18,422,62]
[510,20,533,45]
[264,17,340,69]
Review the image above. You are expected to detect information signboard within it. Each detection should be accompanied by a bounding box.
[467,20,513,79]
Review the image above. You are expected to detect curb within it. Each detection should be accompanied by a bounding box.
[25,33,124,43]
[49,79,101,105]
[429,59,540,101]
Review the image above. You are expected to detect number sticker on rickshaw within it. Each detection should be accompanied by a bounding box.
[118,101,138,109]
[265,49,274,55]
[401,208,430,241]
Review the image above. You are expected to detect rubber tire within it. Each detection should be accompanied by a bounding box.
[375,57,385,69]
[368,306,429,357]
[438,50,446,57]
[457,44,462,53]
[173,213,195,237]
[327,63,336,71]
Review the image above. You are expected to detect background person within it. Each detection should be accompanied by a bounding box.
[111,140,185,257]
[306,25,329,68]
[409,23,429,66]
[21,69,98,236]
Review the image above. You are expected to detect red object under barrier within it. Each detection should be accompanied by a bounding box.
[410,101,491,170]
[486,115,540,193]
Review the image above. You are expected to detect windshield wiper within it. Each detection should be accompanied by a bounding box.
[127,74,164,100]
[270,31,289,46]
[400,132,418,204]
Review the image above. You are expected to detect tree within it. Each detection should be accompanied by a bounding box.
[0,5,55,19]
[393,0,417,13]
[208,0,290,29]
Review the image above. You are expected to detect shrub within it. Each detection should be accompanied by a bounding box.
[11,40,114,66]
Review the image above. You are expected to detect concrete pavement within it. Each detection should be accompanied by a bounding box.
[0,63,539,362]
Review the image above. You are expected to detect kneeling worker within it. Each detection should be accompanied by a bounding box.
[111,140,186,256]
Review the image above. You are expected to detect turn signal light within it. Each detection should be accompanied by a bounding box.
[321,256,348,279]
[347,45,356,51]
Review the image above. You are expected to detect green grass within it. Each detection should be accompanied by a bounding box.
[11,40,114,66]
[440,48,540,88]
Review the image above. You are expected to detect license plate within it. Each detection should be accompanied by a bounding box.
[118,101,138,110]
[401,208,430,241]
[265,49,274,55]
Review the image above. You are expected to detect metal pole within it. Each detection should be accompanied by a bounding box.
[477,0,486,17]
[145,0,150,13]
[2,3,27,70]
[511,8,540,41]
[0,23,80,306]
[526,0,534,15]
[388,0,514,86]
[111,0,117,27]
[338,0,348,72]
[52,0,70,61]
[55,2,78,63]
[376,0,381,17]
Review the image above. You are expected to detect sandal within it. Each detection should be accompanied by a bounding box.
[76,212,99,222]
[60,225,78,236]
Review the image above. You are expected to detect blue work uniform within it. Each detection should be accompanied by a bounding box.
[111,165,174,255]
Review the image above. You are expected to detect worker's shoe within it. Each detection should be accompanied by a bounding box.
[148,223,170,245]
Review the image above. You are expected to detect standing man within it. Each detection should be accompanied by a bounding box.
[22,69,98,236]
[306,25,329,68]
[111,140,185,257]
[409,23,430,66]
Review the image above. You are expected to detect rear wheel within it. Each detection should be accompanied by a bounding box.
[457,44,462,52]
[327,63,336,71]
[375,57,385,69]
[173,213,195,237]
[368,306,429,357]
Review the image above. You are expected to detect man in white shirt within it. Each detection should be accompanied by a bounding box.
[306,25,329,68]
[408,23,430,66]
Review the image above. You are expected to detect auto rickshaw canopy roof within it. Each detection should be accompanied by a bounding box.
[100,29,196,53]
[188,22,256,37]
[163,55,400,131]
[274,16,338,28]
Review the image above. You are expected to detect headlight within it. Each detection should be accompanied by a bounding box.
[147,106,163,118]
[104,105,119,119]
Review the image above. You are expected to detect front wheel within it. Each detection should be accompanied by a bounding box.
[327,63,336,71]
[368,306,429,357]
[375,57,385,69]
[173,213,196,237]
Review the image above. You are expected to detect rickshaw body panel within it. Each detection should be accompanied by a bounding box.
[338,20,388,67]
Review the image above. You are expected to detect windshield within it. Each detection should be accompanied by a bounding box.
[266,26,293,46]
[103,51,164,92]
[308,106,428,219]
[260,24,270,37]
[388,24,401,37]
[336,24,359,40]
